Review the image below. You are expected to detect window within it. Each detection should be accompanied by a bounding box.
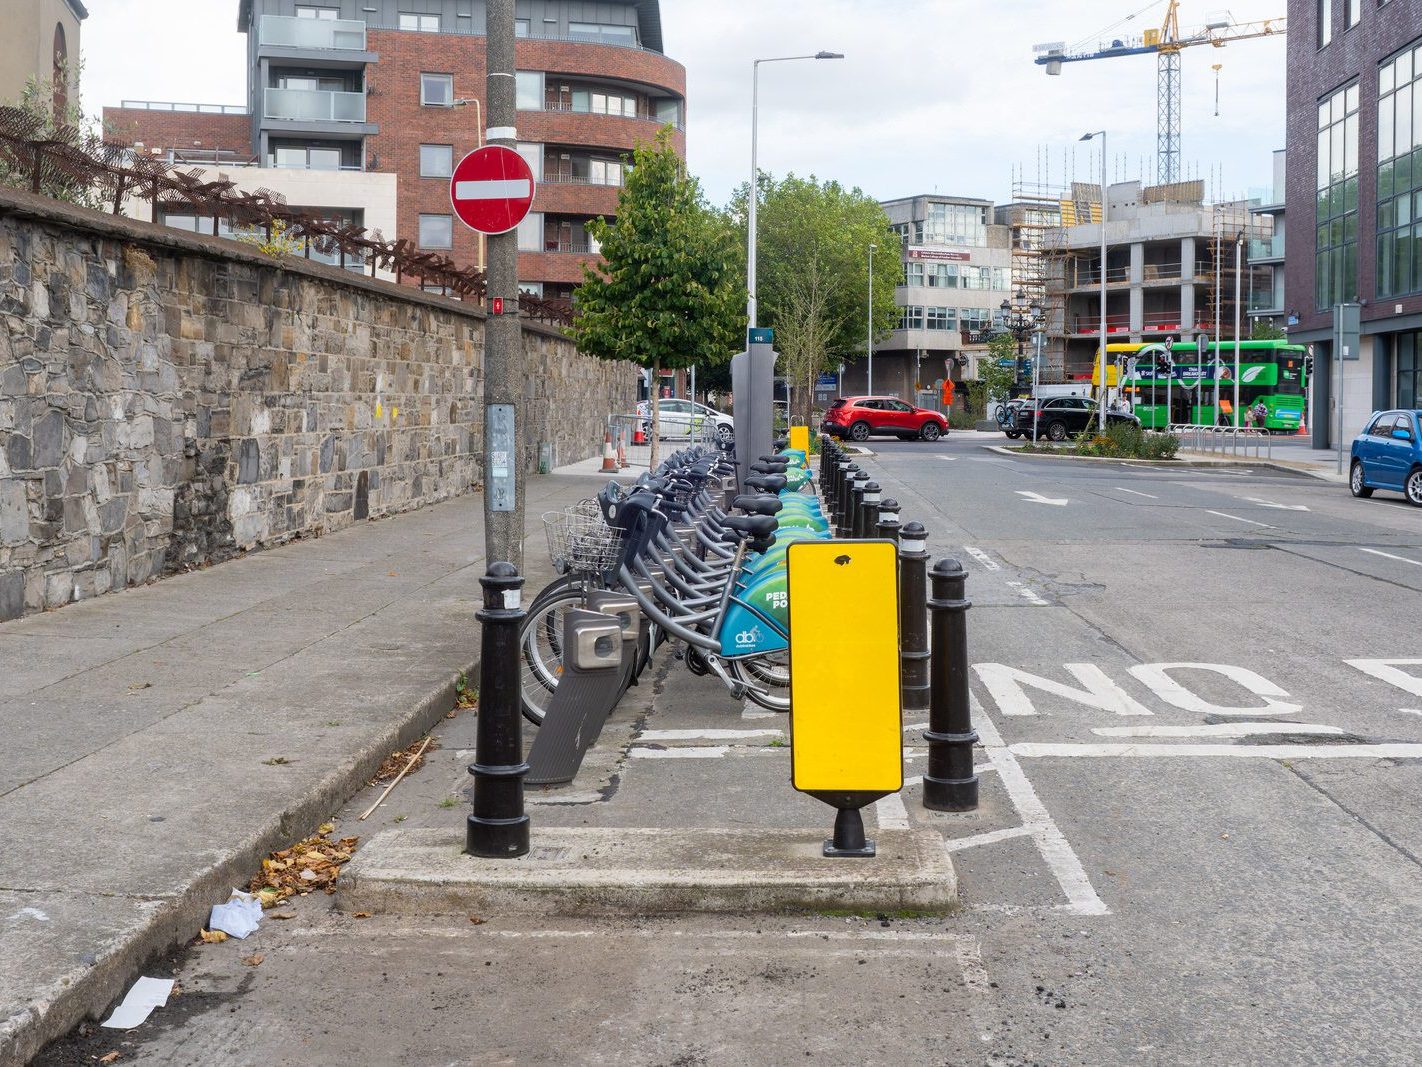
[1370,413,1400,437]
[296,5,338,17]
[515,71,544,110]
[516,211,543,252]
[421,73,453,106]
[51,23,66,122]
[420,144,453,178]
[1376,40,1422,298]
[516,19,530,37]
[518,281,544,298]
[921,202,987,246]
[1316,82,1359,307]
[515,142,542,180]
[1344,0,1360,30]
[927,263,956,287]
[1399,332,1420,408]
[273,145,344,170]
[654,99,682,127]
[419,213,452,249]
[926,307,954,331]
[588,159,623,186]
[903,261,925,286]
[399,13,440,32]
[898,306,924,330]
[1318,0,1332,47]
[568,22,638,45]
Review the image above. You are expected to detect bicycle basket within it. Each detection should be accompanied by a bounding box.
[543,500,624,573]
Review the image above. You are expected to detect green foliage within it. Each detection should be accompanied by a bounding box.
[946,409,978,430]
[0,65,102,207]
[1068,424,1181,459]
[964,337,1018,418]
[572,128,743,377]
[734,174,898,422]
[236,219,304,259]
[1250,318,1287,341]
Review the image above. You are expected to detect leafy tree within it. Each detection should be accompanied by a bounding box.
[0,64,102,208]
[1250,317,1286,341]
[733,175,900,424]
[572,128,742,463]
[965,334,1018,419]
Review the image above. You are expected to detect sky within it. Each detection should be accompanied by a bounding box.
[80,0,1290,209]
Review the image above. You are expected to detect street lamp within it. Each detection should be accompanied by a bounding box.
[995,290,1045,441]
[1080,129,1108,433]
[747,51,844,333]
[867,243,876,394]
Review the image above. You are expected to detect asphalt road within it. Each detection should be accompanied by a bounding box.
[37,437,1422,1067]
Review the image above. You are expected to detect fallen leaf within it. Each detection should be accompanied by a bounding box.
[369,738,440,785]
[268,912,295,920]
[262,756,291,766]
[199,928,228,944]
[248,828,360,906]
[468,915,486,925]
[99,1053,122,1064]
[241,953,264,967]
[318,822,335,834]
[126,682,152,691]
[353,912,371,919]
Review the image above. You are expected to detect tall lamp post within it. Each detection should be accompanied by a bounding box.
[997,290,1045,442]
[1080,129,1109,432]
[867,243,876,394]
[747,51,844,333]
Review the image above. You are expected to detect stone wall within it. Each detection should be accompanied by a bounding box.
[0,186,634,621]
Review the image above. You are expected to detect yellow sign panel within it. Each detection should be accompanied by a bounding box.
[788,425,810,455]
[1089,364,1120,387]
[787,540,903,794]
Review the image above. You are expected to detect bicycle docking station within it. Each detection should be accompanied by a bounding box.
[787,538,905,858]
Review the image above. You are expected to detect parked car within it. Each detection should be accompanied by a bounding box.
[820,396,949,442]
[638,399,735,443]
[1350,409,1422,506]
[1014,396,1141,442]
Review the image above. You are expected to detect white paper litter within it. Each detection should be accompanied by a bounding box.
[208,888,263,939]
[101,976,174,1029]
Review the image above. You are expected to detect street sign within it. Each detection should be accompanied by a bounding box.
[449,146,536,235]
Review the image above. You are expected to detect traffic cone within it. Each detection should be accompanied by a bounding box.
[616,429,628,468]
[633,424,646,445]
[599,430,618,473]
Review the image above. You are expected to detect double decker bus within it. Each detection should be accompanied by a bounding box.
[1108,340,1310,432]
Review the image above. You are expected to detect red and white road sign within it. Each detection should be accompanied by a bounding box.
[449,145,536,235]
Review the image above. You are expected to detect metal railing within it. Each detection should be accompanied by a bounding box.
[119,100,247,115]
[538,102,683,129]
[260,14,367,50]
[264,87,366,123]
[1169,424,1273,460]
[541,173,625,188]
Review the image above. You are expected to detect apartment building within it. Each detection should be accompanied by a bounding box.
[866,195,1014,402]
[1247,149,1287,332]
[1285,0,1422,446]
[102,1,686,300]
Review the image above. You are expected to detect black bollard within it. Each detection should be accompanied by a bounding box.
[835,458,853,526]
[923,558,979,811]
[898,522,931,717]
[876,498,901,544]
[857,481,880,539]
[466,561,531,857]
[844,470,867,539]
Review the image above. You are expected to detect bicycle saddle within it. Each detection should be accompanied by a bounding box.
[743,473,787,493]
[732,494,783,516]
[750,461,788,474]
[720,514,779,540]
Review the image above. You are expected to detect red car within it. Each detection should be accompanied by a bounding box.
[821,396,949,443]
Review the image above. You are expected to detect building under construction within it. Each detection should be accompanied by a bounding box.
[1017,177,1272,383]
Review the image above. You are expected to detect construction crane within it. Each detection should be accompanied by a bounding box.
[1034,1,1285,185]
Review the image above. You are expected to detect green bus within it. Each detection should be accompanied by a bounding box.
[1110,340,1310,432]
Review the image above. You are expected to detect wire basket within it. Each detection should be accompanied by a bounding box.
[543,500,624,574]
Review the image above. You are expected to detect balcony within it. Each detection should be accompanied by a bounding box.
[1247,235,1285,262]
[540,101,683,131]
[1248,289,1284,313]
[119,99,247,115]
[260,14,366,51]
[264,87,365,123]
[1066,312,1188,336]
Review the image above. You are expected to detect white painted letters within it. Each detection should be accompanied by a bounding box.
[1344,659,1422,699]
[1127,662,1301,717]
[972,663,1154,717]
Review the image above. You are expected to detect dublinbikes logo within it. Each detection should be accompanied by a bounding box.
[733,625,766,648]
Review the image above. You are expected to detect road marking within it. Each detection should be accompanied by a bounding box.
[904,722,929,732]
[1016,490,1068,506]
[1398,709,1422,717]
[741,697,776,721]
[1011,742,1422,759]
[1114,487,1158,499]
[938,455,958,462]
[1345,659,1422,698]
[1242,496,1310,511]
[963,546,1001,572]
[944,825,1037,852]
[874,791,910,830]
[629,746,729,759]
[639,729,782,742]
[1004,582,1049,607]
[972,694,1110,916]
[1091,723,1344,738]
[1206,509,1275,529]
[1360,548,1422,567]
[1127,662,1302,717]
[974,663,1154,717]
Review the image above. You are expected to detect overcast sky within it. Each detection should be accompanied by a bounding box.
[80,0,1289,208]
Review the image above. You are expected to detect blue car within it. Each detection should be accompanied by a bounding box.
[1350,410,1422,507]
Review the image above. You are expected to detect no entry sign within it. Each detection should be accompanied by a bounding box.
[449,145,536,235]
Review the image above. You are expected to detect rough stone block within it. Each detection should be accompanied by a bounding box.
[0,569,23,620]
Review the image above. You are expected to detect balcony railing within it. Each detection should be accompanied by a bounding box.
[517,29,661,55]
[119,99,247,114]
[541,241,596,254]
[1140,262,1184,281]
[541,173,625,188]
[1248,236,1285,260]
[260,14,367,50]
[264,87,366,123]
[1068,312,1190,335]
[538,102,683,130]
[1248,290,1284,312]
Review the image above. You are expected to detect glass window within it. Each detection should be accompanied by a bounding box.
[926,307,952,330]
[420,144,452,178]
[1318,0,1332,48]
[1318,82,1360,307]
[399,13,440,32]
[1378,40,1422,298]
[1344,0,1360,30]
[515,142,542,180]
[903,261,925,286]
[516,211,543,252]
[516,71,544,110]
[418,213,452,249]
[515,19,530,37]
[296,6,338,18]
[420,73,453,107]
[898,306,924,330]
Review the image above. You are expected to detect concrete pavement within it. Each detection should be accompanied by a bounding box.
[0,474,603,1067]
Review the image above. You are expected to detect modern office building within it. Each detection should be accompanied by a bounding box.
[102,1,686,300]
[1284,0,1422,446]
[864,195,1014,403]
[1247,149,1287,332]
[1044,179,1252,379]
[0,0,86,113]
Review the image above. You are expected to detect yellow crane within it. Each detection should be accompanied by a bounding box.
[1034,1,1286,184]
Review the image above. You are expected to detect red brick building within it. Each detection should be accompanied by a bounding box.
[102,1,686,300]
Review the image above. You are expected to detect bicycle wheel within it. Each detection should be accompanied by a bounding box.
[519,583,588,725]
[728,656,790,712]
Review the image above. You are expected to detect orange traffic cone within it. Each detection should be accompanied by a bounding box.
[599,430,618,473]
[616,430,628,469]
[633,424,646,445]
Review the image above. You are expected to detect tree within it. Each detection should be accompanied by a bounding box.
[0,64,102,208]
[734,175,900,425]
[1251,317,1286,341]
[572,128,742,464]
[965,334,1018,419]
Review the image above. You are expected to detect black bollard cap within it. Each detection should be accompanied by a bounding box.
[931,556,965,578]
[899,521,928,553]
[880,498,900,513]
